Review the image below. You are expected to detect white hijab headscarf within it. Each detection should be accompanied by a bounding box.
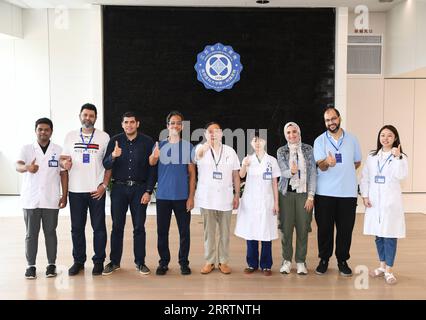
[284,122,307,193]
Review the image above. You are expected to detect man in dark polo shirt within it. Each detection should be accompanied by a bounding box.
[102,111,156,275]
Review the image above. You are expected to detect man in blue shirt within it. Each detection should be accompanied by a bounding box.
[149,111,196,275]
[313,107,361,277]
[102,111,156,275]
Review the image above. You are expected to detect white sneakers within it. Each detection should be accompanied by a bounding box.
[280,260,308,275]
[280,260,292,274]
[296,262,308,275]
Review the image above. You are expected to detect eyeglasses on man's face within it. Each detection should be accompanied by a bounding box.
[325,116,339,124]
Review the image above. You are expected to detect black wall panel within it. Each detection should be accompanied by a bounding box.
[103,6,335,155]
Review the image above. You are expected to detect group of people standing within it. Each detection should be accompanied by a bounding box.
[17,104,408,286]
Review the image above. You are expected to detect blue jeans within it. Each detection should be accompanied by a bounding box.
[246,240,272,270]
[68,192,107,264]
[110,184,147,266]
[375,237,397,267]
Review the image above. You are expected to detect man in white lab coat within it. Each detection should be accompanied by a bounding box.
[195,122,240,275]
[16,118,68,279]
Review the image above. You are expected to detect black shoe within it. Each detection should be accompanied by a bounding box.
[156,265,168,276]
[315,259,329,275]
[102,262,120,275]
[180,265,191,275]
[68,262,84,276]
[338,260,353,277]
[46,265,57,278]
[138,264,151,275]
[25,266,36,279]
[92,263,104,276]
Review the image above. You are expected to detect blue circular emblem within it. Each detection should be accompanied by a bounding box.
[194,43,243,92]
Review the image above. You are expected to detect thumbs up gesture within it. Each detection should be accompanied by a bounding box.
[60,156,72,170]
[112,141,122,159]
[391,144,401,158]
[242,156,250,167]
[152,141,160,159]
[290,161,298,175]
[27,158,39,173]
[326,151,336,167]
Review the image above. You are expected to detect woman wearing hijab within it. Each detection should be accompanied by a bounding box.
[277,122,316,275]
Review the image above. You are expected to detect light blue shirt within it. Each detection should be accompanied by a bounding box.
[313,130,362,198]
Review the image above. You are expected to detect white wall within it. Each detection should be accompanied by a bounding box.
[0,0,22,39]
[385,0,426,77]
[0,5,103,194]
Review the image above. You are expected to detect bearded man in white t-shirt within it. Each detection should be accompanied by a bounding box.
[60,103,111,277]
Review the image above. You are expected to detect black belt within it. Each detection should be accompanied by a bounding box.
[112,180,145,187]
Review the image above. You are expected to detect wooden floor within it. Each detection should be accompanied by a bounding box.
[0,213,425,300]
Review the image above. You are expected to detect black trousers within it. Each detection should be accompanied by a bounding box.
[314,195,357,262]
[156,199,191,267]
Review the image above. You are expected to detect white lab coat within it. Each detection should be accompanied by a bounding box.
[234,153,281,241]
[19,142,63,209]
[360,150,408,238]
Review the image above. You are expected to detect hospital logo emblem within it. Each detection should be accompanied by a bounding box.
[194,43,243,92]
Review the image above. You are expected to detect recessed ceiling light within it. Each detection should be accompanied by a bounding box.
[256,0,270,4]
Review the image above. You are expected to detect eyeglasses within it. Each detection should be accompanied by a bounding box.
[168,121,182,126]
[325,116,339,123]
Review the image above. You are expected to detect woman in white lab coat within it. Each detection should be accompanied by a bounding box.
[360,125,408,285]
[234,136,281,276]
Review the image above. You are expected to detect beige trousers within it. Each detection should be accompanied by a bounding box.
[200,208,232,264]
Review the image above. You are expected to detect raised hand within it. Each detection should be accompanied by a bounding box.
[326,151,336,167]
[290,161,298,175]
[152,142,160,159]
[242,156,251,167]
[391,144,401,158]
[62,156,72,170]
[112,141,122,159]
[27,158,39,173]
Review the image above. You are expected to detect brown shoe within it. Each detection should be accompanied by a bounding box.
[244,267,256,274]
[218,263,231,274]
[200,263,215,274]
[263,268,272,276]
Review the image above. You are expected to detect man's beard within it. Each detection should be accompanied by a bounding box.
[327,122,340,133]
[81,120,94,129]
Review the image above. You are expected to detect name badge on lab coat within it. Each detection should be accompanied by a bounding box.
[375,175,386,184]
[335,152,342,163]
[263,172,272,180]
[213,171,222,180]
[48,159,58,167]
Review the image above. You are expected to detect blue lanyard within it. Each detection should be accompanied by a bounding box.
[80,128,95,151]
[377,154,393,174]
[326,131,345,152]
[210,145,223,171]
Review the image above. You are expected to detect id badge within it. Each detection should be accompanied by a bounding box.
[83,153,90,164]
[335,153,342,163]
[48,160,58,167]
[375,175,386,184]
[213,171,223,180]
[263,172,272,180]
